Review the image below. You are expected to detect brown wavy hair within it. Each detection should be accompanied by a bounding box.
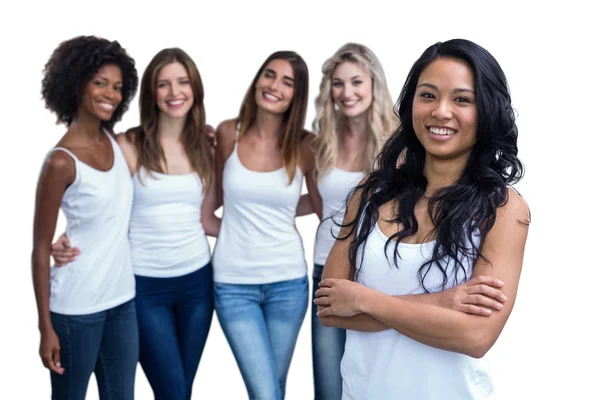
[237,51,309,183]
[127,48,212,190]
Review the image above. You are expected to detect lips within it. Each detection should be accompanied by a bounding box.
[262,92,280,102]
[97,101,115,112]
[428,126,457,136]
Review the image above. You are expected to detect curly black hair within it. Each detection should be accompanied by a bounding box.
[41,35,138,129]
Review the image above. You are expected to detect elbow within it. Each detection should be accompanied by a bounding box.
[462,330,496,359]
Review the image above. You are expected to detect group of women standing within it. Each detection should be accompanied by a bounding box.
[32,35,529,400]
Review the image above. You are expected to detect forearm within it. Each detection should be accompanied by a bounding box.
[202,214,221,238]
[360,288,488,357]
[319,293,441,331]
[319,312,388,332]
[31,250,53,334]
[296,194,316,217]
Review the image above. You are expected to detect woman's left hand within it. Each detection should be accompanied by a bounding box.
[314,278,367,317]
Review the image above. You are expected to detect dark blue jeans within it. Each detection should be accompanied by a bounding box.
[135,263,214,400]
[50,299,139,400]
[214,275,308,400]
[312,264,346,400]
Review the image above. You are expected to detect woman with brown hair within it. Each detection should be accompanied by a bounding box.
[52,47,216,400]
[204,51,314,400]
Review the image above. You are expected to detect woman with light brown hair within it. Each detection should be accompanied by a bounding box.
[204,50,314,399]
[52,47,216,400]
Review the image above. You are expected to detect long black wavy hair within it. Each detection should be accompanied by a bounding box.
[339,39,523,292]
[41,35,138,130]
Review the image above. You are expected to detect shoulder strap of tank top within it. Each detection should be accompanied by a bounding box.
[233,122,241,150]
[47,147,79,162]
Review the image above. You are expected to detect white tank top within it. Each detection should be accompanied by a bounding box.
[128,167,211,278]
[314,168,364,265]
[212,132,307,284]
[341,222,493,399]
[48,132,135,315]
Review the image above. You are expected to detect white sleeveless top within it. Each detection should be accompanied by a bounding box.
[314,168,364,265]
[212,131,307,284]
[342,223,493,400]
[48,132,135,315]
[128,167,211,278]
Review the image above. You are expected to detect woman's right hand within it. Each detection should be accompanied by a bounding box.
[40,329,64,375]
[51,233,80,267]
[437,275,507,316]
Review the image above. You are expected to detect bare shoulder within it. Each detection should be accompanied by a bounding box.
[216,119,237,159]
[498,187,531,227]
[42,150,76,183]
[216,119,237,141]
[115,129,138,174]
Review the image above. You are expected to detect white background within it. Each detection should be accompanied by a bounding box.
[1,0,598,398]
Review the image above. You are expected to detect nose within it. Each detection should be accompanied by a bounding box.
[342,83,353,99]
[103,86,121,102]
[431,99,452,120]
[169,82,181,97]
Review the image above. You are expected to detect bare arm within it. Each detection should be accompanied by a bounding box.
[115,132,137,176]
[317,181,509,332]
[295,132,321,219]
[32,151,74,374]
[319,189,530,357]
[202,120,236,232]
[200,171,221,237]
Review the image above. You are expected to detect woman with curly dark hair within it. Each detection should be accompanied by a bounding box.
[51,48,216,399]
[314,39,531,399]
[32,35,139,399]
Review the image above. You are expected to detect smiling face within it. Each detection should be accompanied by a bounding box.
[254,59,295,115]
[155,62,194,119]
[412,57,478,161]
[331,61,373,119]
[78,63,123,122]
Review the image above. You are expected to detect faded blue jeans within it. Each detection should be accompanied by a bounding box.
[312,263,346,400]
[214,275,308,400]
[50,299,139,400]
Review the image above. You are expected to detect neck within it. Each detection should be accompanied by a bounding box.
[158,114,186,141]
[253,109,283,140]
[69,114,104,141]
[343,113,369,138]
[422,152,471,196]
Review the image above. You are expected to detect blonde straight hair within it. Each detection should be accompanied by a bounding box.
[313,43,398,180]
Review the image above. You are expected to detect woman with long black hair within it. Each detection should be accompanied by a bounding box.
[315,38,530,399]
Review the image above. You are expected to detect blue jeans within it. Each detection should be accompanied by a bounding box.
[311,264,346,400]
[50,299,139,400]
[214,275,308,400]
[135,263,214,400]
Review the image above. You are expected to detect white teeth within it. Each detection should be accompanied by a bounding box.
[429,127,456,135]
[343,100,357,106]
[98,102,114,111]
[168,100,184,106]
[264,93,279,101]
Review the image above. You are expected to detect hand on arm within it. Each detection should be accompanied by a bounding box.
[317,189,530,358]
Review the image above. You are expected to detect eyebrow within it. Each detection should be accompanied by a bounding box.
[333,75,364,81]
[157,76,189,82]
[417,83,474,94]
[95,76,122,84]
[265,68,295,83]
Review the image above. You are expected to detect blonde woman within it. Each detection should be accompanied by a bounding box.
[308,43,398,400]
